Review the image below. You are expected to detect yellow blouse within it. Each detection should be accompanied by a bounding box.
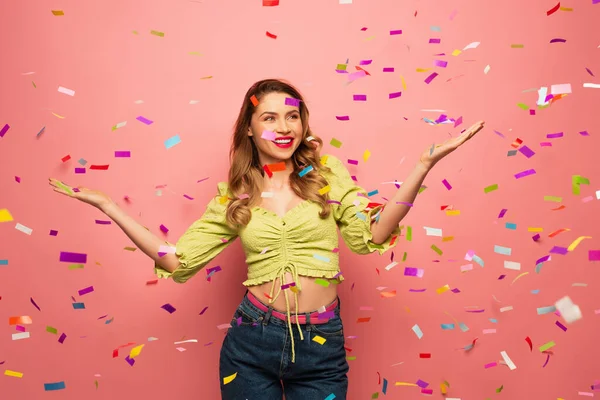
[154,154,400,361]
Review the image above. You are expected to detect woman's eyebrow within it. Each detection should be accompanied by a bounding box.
[259,110,300,117]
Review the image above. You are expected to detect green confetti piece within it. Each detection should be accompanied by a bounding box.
[572,175,590,195]
[517,102,529,110]
[336,64,347,71]
[132,30,139,35]
[402,252,407,262]
[68,264,85,270]
[406,226,412,241]
[95,380,98,389]
[346,356,357,361]
[55,181,73,196]
[539,341,556,352]
[150,30,165,37]
[46,326,58,334]
[431,244,443,255]
[496,385,504,393]
[371,393,379,399]
[314,278,330,287]
[32,81,36,88]
[418,185,427,194]
[484,184,498,193]
[544,196,562,202]
[330,138,342,148]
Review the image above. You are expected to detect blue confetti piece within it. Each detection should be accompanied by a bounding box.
[382,378,388,394]
[531,289,540,294]
[44,381,66,391]
[367,189,379,197]
[72,302,85,309]
[489,318,498,324]
[0,259,8,265]
[164,134,181,149]
[459,322,469,332]
[472,254,485,267]
[494,245,512,255]
[298,165,313,177]
[505,222,517,230]
[324,394,336,400]
[412,324,423,339]
[440,323,455,330]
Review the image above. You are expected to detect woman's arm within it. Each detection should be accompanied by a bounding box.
[103,203,180,273]
[370,163,429,244]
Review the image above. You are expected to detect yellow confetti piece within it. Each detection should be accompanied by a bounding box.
[200,76,213,80]
[132,30,139,35]
[315,279,330,287]
[124,247,137,251]
[363,150,371,162]
[56,181,74,196]
[312,335,326,345]
[511,272,529,285]
[4,370,23,378]
[0,208,14,222]
[511,44,524,48]
[150,30,165,37]
[218,196,228,204]
[223,372,237,385]
[129,344,144,358]
[188,51,203,56]
[364,35,376,41]
[416,68,431,72]
[395,382,418,386]
[440,381,449,394]
[320,155,330,165]
[400,75,406,90]
[451,49,462,56]
[559,6,573,11]
[51,112,66,119]
[442,236,454,242]
[445,210,460,216]
[528,227,544,232]
[544,196,562,202]
[436,284,450,294]
[318,185,331,195]
[567,236,592,251]
[346,356,357,360]
[51,10,64,16]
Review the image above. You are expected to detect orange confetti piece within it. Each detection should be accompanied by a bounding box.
[548,228,570,238]
[9,316,33,325]
[250,95,259,106]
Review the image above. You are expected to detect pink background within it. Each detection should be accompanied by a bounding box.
[1,0,599,398]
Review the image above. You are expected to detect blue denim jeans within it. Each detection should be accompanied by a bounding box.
[219,292,349,399]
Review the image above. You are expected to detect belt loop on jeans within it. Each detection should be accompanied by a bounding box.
[263,307,273,326]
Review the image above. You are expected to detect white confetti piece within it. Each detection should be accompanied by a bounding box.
[550,83,571,94]
[504,261,521,270]
[484,65,491,74]
[15,223,32,235]
[12,332,30,340]
[583,83,600,89]
[500,350,517,370]
[462,41,480,50]
[423,226,442,237]
[58,86,75,96]
[174,339,198,345]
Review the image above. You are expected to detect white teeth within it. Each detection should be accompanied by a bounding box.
[274,139,292,144]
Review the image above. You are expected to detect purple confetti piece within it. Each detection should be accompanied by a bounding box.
[579,130,589,136]
[550,38,566,43]
[95,220,111,225]
[284,97,301,107]
[555,320,567,331]
[318,311,335,319]
[383,67,395,72]
[389,92,402,99]
[125,355,136,366]
[547,132,564,139]
[493,130,506,138]
[236,316,242,326]
[588,250,600,261]
[585,67,595,77]
[519,146,536,158]
[416,379,429,389]
[433,60,448,68]
[115,151,131,157]
[15,176,21,183]
[0,123,9,138]
[435,114,448,124]
[536,255,550,265]
[404,267,424,277]
[451,288,461,293]
[161,303,176,314]
[442,179,452,190]
[424,72,438,84]
[60,252,87,263]
[74,168,86,174]
[532,233,541,241]
[49,230,58,236]
[0,361,5,365]
[136,116,153,125]
[429,38,441,44]
[30,297,41,311]
[347,159,358,165]
[159,224,169,233]
[73,188,81,192]
[336,116,350,121]
[498,275,506,280]
[199,306,208,315]
[78,286,94,296]
[359,60,372,65]
[549,246,568,255]
[395,201,413,207]
[409,288,427,292]
[183,194,194,200]
[498,209,508,218]
[542,353,550,368]
[206,266,222,274]
[353,94,367,101]
[529,109,536,115]
[390,29,402,35]
[540,142,552,147]
[36,126,45,137]
[514,169,536,179]
[58,333,67,343]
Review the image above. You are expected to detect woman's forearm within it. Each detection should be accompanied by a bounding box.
[102,203,180,272]
[371,163,430,244]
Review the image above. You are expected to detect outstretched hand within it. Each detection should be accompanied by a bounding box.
[48,178,114,211]
[419,120,485,170]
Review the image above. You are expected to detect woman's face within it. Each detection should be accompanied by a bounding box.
[248,91,303,167]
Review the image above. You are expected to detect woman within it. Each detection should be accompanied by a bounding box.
[49,79,484,399]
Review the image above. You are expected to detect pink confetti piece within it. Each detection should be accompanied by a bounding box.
[159,224,169,233]
[550,38,566,43]
[383,67,395,72]
[359,60,372,65]
[442,179,452,190]
[335,116,350,121]
[353,94,367,101]
[136,116,153,125]
[514,169,536,179]
[433,60,448,68]
[114,151,131,157]
[547,132,564,138]
[389,92,402,99]
[586,68,595,77]
[390,29,402,35]
[540,142,552,147]
[454,116,463,127]
[484,362,497,368]
[95,220,111,225]
[347,159,358,165]
[78,286,94,296]
[498,209,508,218]
[424,72,438,84]
[579,130,590,136]
[589,250,600,261]
[429,38,441,44]
[0,123,10,138]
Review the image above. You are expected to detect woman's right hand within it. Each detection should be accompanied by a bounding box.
[48,178,115,211]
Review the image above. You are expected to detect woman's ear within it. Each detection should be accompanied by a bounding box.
[247,126,253,137]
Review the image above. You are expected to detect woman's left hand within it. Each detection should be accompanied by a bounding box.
[419,120,485,170]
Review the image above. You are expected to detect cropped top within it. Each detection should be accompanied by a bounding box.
[154,154,400,361]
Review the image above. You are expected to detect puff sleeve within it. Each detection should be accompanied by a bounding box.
[154,182,238,283]
[323,155,400,255]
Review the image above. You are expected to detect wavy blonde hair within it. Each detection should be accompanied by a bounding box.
[226,79,332,228]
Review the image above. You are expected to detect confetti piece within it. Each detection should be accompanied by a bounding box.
[58,86,75,96]
[515,169,536,179]
[547,2,561,15]
[164,135,181,149]
[424,72,438,84]
[222,371,238,385]
[136,116,153,125]
[51,10,64,16]
[412,324,423,339]
[330,138,342,148]
[0,209,14,222]
[312,335,326,345]
[484,184,498,193]
[263,0,279,5]
[150,30,165,37]
[500,351,516,370]
[4,370,23,378]
[161,303,176,314]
